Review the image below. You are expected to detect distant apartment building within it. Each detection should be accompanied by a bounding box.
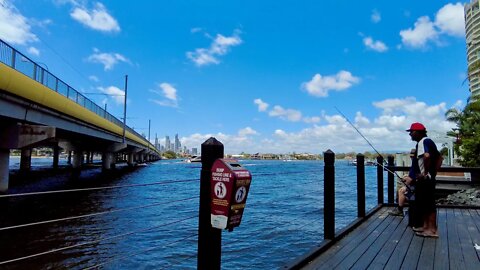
[465,0,480,99]
[174,134,181,153]
[165,136,171,151]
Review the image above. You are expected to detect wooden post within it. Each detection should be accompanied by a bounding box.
[324,149,335,240]
[376,156,384,205]
[387,156,395,204]
[356,154,365,218]
[197,137,224,270]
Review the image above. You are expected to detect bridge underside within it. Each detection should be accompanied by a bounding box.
[0,91,159,192]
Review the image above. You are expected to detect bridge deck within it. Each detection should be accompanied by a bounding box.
[301,206,480,269]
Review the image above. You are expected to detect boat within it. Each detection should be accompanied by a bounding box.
[186,155,201,163]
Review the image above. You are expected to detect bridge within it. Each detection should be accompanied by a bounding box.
[0,39,161,192]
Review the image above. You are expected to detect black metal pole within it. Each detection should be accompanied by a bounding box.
[197,137,224,270]
[376,156,384,205]
[324,149,335,240]
[387,156,395,204]
[356,154,365,218]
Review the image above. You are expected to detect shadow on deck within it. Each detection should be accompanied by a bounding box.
[299,206,480,270]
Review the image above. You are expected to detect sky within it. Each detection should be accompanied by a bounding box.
[0,0,472,154]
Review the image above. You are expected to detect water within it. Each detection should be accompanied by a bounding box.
[0,159,386,269]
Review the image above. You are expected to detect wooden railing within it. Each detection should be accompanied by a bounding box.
[196,139,480,269]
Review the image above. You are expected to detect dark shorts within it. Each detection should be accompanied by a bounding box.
[415,177,436,214]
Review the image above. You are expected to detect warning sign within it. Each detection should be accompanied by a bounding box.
[214,182,227,199]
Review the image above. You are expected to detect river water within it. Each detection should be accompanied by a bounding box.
[0,158,385,269]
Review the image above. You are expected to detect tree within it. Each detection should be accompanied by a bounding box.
[163,150,177,159]
[445,98,480,167]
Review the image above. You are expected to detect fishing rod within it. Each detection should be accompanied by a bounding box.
[334,106,405,181]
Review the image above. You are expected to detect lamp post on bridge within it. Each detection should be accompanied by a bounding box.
[83,75,128,143]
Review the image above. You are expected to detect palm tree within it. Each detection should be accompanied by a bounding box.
[445,98,480,167]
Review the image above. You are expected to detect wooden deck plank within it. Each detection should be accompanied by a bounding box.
[433,208,449,270]
[399,230,423,269]
[467,209,480,260]
[303,208,390,269]
[349,215,403,270]
[334,215,396,269]
[455,209,480,267]
[297,207,480,270]
[367,213,410,269]
[417,238,435,269]
[383,217,415,270]
[446,208,466,270]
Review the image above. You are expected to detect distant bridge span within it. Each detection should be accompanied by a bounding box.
[0,39,160,191]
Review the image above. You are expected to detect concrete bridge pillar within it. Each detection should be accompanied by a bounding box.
[0,149,9,192]
[72,150,83,169]
[67,151,72,165]
[102,152,115,170]
[53,145,60,169]
[20,148,32,172]
[127,153,135,167]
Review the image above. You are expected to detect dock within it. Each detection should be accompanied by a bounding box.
[297,206,480,269]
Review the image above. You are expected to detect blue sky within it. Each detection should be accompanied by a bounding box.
[0,0,471,154]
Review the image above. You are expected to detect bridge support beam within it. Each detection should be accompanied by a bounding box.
[72,150,83,169]
[0,149,9,192]
[127,153,135,167]
[20,148,32,172]
[102,152,115,170]
[53,144,60,169]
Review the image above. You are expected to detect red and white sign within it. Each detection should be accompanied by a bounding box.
[210,159,252,230]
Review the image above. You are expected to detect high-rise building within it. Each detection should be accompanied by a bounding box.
[465,1,480,98]
[174,134,181,153]
[165,136,170,151]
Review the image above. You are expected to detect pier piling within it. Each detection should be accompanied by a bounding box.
[198,137,224,270]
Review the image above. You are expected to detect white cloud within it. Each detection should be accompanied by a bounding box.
[70,2,120,33]
[149,82,179,108]
[89,75,99,82]
[400,3,465,49]
[238,127,258,137]
[187,30,242,66]
[27,47,40,56]
[159,83,178,101]
[302,70,360,97]
[97,86,125,104]
[87,48,130,70]
[435,3,465,37]
[185,97,457,154]
[180,131,258,154]
[371,9,381,23]
[363,37,388,52]
[303,116,321,124]
[269,105,303,122]
[355,112,370,126]
[400,16,438,48]
[254,98,269,112]
[0,1,38,45]
[255,99,322,124]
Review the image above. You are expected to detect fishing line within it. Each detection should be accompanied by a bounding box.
[334,107,412,192]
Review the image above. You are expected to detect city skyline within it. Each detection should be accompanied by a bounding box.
[0,1,470,154]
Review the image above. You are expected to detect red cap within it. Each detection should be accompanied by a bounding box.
[406,122,426,132]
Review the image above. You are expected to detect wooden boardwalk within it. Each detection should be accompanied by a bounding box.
[301,206,480,270]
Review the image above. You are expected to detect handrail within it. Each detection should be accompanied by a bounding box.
[387,166,480,173]
[0,38,157,153]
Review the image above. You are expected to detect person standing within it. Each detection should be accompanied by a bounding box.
[406,122,441,238]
